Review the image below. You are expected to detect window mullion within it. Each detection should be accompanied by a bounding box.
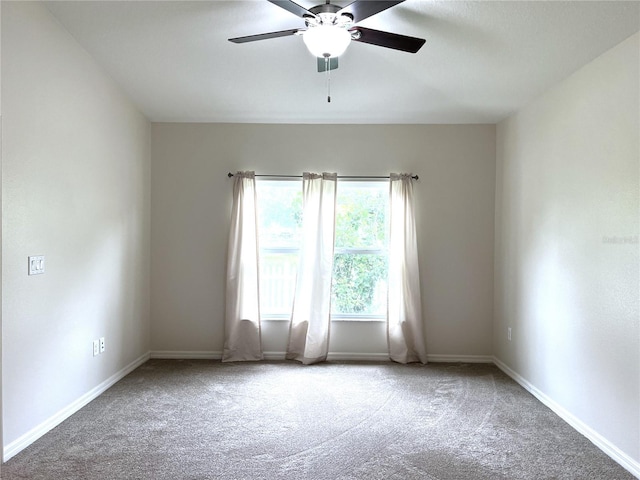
[261,247,300,255]
[333,248,386,255]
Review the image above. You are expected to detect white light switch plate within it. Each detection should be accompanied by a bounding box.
[28,255,45,275]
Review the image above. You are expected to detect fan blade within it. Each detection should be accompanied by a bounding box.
[338,0,405,23]
[229,28,301,44]
[317,57,339,72]
[268,0,315,19]
[351,27,425,53]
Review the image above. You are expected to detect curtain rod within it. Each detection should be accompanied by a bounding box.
[227,172,419,180]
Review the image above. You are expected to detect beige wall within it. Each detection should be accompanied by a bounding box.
[495,32,639,465]
[151,123,496,359]
[2,1,150,453]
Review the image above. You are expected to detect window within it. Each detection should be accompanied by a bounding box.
[256,179,389,321]
[332,182,388,320]
[256,181,302,320]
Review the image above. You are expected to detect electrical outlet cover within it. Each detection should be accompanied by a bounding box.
[99,337,105,353]
[28,255,45,275]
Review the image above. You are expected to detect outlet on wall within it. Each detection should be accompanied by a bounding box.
[508,327,512,341]
[99,337,105,353]
[93,340,100,357]
[28,255,45,275]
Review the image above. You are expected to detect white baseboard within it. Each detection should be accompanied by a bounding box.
[327,352,391,362]
[149,351,495,363]
[3,352,150,463]
[150,350,222,360]
[264,351,391,362]
[493,356,640,479]
[427,354,494,363]
[149,350,391,362]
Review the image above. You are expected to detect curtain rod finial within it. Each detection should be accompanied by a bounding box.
[228,172,234,178]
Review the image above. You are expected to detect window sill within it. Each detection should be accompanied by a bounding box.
[261,316,386,323]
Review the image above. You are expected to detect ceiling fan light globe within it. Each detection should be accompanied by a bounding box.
[303,25,351,58]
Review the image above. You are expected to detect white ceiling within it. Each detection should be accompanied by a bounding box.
[45,1,639,124]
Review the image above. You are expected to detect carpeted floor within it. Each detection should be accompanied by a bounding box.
[1,360,634,479]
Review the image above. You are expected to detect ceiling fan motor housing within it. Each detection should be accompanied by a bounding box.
[308,3,348,17]
[305,4,354,29]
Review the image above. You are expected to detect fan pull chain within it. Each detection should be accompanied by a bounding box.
[325,56,331,103]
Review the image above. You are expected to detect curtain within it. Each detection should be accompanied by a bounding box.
[286,172,338,365]
[388,173,428,364]
[222,171,263,362]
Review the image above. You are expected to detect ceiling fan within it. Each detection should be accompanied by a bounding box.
[228,0,426,73]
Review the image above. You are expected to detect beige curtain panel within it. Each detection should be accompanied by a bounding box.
[388,173,428,364]
[286,172,338,365]
[222,171,263,362]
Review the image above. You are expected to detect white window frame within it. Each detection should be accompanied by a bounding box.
[256,179,300,321]
[256,178,389,322]
[331,248,387,322]
[331,180,388,322]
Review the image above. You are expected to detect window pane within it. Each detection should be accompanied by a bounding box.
[335,182,388,250]
[260,253,298,316]
[256,180,301,317]
[256,181,302,248]
[331,253,388,316]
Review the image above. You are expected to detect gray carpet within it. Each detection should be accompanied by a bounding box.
[1,360,634,479]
